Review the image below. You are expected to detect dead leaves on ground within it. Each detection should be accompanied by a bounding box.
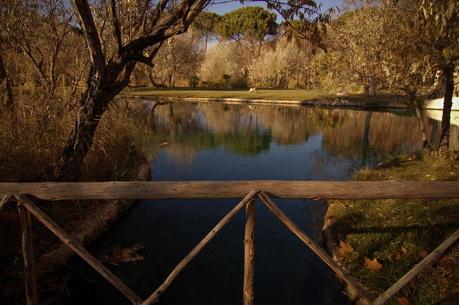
[103,244,144,265]
[393,246,409,260]
[364,257,383,272]
[338,240,356,256]
[397,297,410,305]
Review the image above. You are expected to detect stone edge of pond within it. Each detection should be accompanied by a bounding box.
[121,95,408,110]
[322,202,373,305]
[2,157,151,301]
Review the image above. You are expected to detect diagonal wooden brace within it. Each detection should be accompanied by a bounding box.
[257,191,374,305]
[16,194,142,305]
[141,190,260,305]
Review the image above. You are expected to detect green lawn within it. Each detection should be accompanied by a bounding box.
[122,88,407,108]
[123,88,327,101]
[326,154,459,305]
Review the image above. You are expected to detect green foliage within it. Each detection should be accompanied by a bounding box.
[320,2,439,98]
[215,7,277,41]
[189,75,199,88]
[192,11,221,35]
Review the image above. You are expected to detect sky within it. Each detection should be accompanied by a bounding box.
[207,0,343,16]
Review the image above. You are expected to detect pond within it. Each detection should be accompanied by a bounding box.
[62,101,428,305]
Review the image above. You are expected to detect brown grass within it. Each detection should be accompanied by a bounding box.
[0,97,155,297]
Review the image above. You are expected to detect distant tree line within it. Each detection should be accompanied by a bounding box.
[183,1,458,149]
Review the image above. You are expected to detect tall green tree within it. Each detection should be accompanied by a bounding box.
[192,11,221,51]
[216,6,277,58]
[216,6,277,41]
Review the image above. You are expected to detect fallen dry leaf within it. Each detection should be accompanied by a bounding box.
[104,244,144,265]
[398,297,410,305]
[338,240,355,257]
[364,257,383,272]
[394,246,409,260]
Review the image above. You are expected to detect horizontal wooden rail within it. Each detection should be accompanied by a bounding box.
[1,181,459,200]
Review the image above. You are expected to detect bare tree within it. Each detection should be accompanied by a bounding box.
[53,0,320,180]
[3,0,75,99]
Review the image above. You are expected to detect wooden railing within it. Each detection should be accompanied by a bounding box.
[1,181,459,305]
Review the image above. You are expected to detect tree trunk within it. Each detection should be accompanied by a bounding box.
[0,51,14,112]
[414,100,432,149]
[52,65,123,181]
[368,77,377,96]
[438,64,455,150]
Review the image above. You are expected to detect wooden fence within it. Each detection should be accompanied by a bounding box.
[1,181,459,305]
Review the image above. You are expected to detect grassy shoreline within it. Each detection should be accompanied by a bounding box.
[123,88,407,108]
[124,88,325,100]
[324,153,459,304]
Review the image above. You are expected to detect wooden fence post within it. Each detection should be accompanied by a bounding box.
[141,190,259,305]
[17,202,39,305]
[243,198,255,305]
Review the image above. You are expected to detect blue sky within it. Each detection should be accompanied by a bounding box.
[207,0,342,16]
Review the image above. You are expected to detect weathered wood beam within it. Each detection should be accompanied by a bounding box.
[258,191,374,305]
[141,190,259,305]
[1,181,459,200]
[372,229,459,305]
[16,195,142,305]
[243,198,255,305]
[1,194,13,211]
[17,203,39,305]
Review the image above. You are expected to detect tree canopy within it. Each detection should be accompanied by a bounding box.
[215,7,278,41]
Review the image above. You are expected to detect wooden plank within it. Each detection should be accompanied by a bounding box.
[372,229,459,305]
[17,203,39,305]
[141,190,259,305]
[1,194,13,211]
[1,181,459,200]
[258,191,373,305]
[16,195,142,305]
[243,198,255,305]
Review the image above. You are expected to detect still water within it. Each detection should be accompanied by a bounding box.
[64,101,428,305]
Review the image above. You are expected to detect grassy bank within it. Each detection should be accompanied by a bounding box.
[325,153,459,304]
[124,88,325,100]
[123,88,407,107]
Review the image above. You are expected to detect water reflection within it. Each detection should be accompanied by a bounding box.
[65,100,454,305]
[129,101,424,170]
